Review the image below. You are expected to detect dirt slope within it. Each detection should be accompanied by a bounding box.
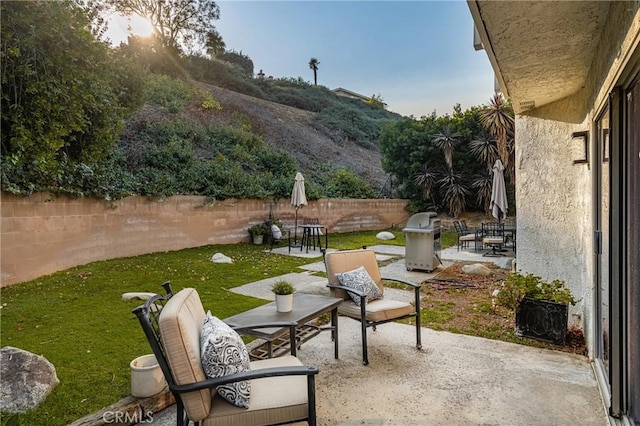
[198,82,389,187]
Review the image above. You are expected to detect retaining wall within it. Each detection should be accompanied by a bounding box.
[0,193,410,287]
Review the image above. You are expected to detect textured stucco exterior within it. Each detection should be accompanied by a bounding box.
[514,113,593,331]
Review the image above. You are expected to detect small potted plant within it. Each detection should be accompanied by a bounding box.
[496,271,577,345]
[248,223,269,245]
[271,280,295,312]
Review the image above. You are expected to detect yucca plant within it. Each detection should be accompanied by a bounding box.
[432,126,461,171]
[439,170,469,218]
[479,94,514,175]
[412,165,438,199]
[472,173,493,213]
[469,131,499,173]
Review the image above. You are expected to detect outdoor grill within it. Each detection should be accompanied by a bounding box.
[403,212,441,272]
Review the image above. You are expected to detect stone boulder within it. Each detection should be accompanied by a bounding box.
[0,346,59,413]
[211,253,234,263]
[376,231,396,240]
[494,257,515,270]
[461,263,492,276]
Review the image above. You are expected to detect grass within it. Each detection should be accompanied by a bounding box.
[0,229,406,425]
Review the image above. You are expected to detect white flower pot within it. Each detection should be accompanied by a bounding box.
[252,235,264,244]
[275,294,293,313]
[130,354,166,398]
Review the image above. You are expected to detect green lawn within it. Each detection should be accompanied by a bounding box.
[1,229,429,425]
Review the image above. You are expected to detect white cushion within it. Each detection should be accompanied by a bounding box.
[336,266,383,306]
[271,224,282,240]
[200,313,251,408]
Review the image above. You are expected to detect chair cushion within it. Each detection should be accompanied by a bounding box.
[202,356,309,426]
[459,234,476,242]
[271,224,282,240]
[200,313,251,408]
[483,237,504,244]
[159,288,210,421]
[336,266,383,306]
[338,298,414,322]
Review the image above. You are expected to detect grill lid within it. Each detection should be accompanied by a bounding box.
[405,212,437,229]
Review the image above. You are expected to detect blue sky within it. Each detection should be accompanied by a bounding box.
[106,1,496,118]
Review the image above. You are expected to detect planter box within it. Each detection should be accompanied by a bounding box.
[515,297,568,345]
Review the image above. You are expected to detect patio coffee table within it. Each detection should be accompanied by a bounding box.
[224,293,342,360]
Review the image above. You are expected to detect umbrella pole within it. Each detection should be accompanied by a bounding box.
[291,206,301,248]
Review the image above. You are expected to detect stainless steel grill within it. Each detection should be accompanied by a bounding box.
[403,212,442,272]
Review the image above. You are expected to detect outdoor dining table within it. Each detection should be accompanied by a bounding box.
[298,224,328,253]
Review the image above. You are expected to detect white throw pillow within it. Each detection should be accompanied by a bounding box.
[336,266,383,306]
[271,224,282,240]
[200,312,251,408]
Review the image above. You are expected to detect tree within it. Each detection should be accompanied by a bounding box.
[218,50,254,77]
[102,0,221,52]
[1,1,145,195]
[308,57,319,86]
[205,28,225,58]
[479,93,514,178]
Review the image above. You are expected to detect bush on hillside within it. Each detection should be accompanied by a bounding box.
[185,56,266,99]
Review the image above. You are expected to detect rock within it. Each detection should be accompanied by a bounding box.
[376,231,396,240]
[122,292,157,301]
[211,253,233,263]
[0,346,59,413]
[461,263,492,276]
[494,257,515,270]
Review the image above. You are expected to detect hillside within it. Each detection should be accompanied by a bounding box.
[197,82,391,188]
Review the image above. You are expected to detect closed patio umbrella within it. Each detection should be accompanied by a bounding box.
[490,159,508,222]
[290,172,307,245]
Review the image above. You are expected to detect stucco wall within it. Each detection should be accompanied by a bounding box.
[515,113,592,332]
[0,193,410,287]
[514,2,640,355]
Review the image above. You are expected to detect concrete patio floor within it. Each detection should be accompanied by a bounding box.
[146,318,607,425]
[140,244,608,425]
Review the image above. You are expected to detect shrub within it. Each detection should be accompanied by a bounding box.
[248,222,269,237]
[496,272,576,311]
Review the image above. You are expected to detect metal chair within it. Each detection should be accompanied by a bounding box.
[454,220,480,251]
[482,222,506,257]
[132,282,319,426]
[324,249,422,365]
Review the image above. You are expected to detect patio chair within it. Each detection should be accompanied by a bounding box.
[324,249,422,365]
[132,282,319,426]
[453,220,479,251]
[267,221,291,253]
[482,222,506,257]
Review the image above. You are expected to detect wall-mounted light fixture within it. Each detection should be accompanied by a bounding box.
[572,131,589,165]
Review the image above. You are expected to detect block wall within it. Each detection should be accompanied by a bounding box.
[0,193,410,287]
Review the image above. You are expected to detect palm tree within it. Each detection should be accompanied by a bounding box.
[308,57,319,86]
[479,93,514,173]
[432,126,461,170]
